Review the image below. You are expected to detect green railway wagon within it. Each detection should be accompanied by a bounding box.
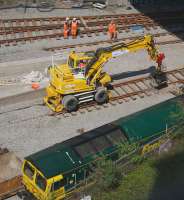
[22,96,183,200]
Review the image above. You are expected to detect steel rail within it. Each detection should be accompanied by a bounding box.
[1,11,184,46]
[1,10,183,24]
[0,176,23,200]
[0,67,183,125]
[50,68,184,117]
[1,15,183,32]
[44,31,184,52]
[0,68,184,199]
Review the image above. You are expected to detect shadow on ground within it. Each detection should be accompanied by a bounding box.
[112,65,155,80]
[149,149,184,200]
[129,0,184,42]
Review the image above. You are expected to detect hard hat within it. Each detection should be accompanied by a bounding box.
[66,17,69,21]
[73,18,77,21]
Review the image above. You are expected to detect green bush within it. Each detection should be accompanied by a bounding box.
[92,157,123,193]
[131,155,144,164]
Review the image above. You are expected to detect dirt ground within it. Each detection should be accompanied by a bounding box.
[0,152,22,182]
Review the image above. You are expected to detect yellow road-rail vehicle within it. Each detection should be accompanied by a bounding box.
[22,96,183,200]
[44,35,167,112]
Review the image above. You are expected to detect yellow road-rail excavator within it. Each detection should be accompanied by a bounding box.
[44,35,167,112]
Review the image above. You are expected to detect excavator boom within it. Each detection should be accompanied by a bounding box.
[85,35,160,85]
[44,34,167,112]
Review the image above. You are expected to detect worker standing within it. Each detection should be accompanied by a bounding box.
[108,20,117,41]
[71,18,78,39]
[63,17,70,39]
[156,52,165,72]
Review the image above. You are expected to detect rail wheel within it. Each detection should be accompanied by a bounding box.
[95,87,108,104]
[62,95,78,112]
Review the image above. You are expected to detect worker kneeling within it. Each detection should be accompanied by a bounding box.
[108,20,117,41]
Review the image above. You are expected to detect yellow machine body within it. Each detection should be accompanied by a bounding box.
[44,35,164,112]
[44,51,111,112]
[22,160,66,200]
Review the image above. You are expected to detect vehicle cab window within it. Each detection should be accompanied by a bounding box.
[78,60,87,68]
[35,173,47,192]
[51,178,67,192]
[24,162,35,180]
[68,57,75,68]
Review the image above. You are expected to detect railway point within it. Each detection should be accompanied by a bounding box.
[0,0,184,199]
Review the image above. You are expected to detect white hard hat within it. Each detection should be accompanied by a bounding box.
[66,17,69,21]
[73,18,77,21]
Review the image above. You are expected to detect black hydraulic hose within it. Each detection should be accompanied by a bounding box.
[85,42,127,76]
[84,56,98,76]
[84,36,147,80]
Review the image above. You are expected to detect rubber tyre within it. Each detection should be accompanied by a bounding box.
[62,95,78,112]
[95,87,108,104]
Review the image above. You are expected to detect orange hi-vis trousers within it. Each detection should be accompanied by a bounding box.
[71,22,78,38]
[63,23,69,39]
[108,23,117,40]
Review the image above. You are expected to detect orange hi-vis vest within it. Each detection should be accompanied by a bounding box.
[63,22,69,38]
[108,23,116,33]
[72,22,78,30]
[71,21,78,36]
[64,22,69,31]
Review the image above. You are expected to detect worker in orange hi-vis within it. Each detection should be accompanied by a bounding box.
[108,20,117,41]
[63,17,70,39]
[71,18,78,38]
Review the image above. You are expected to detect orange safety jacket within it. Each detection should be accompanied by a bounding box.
[71,22,78,31]
[108,23,116,33]
[64,22,69,31]
[63,22,69,38]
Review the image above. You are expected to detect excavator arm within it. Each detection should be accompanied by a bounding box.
[44,34,167,113]
[85,35,163,85]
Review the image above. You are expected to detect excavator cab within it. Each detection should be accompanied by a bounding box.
[67,52,94,80]
[44,52,98,112]
[67,51,93,72]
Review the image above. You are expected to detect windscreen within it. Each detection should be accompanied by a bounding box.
[35,173,47,192]
[23,161,35,180]
[68,57,75,68]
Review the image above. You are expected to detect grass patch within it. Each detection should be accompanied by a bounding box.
[91,131,184,200]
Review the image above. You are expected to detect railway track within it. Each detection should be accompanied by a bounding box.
[0,176,23,200]
[0,10,184,46]
[0,69,184,199]
[0,67,183,125]
[51,68,184,117]
[44,31,184,52]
